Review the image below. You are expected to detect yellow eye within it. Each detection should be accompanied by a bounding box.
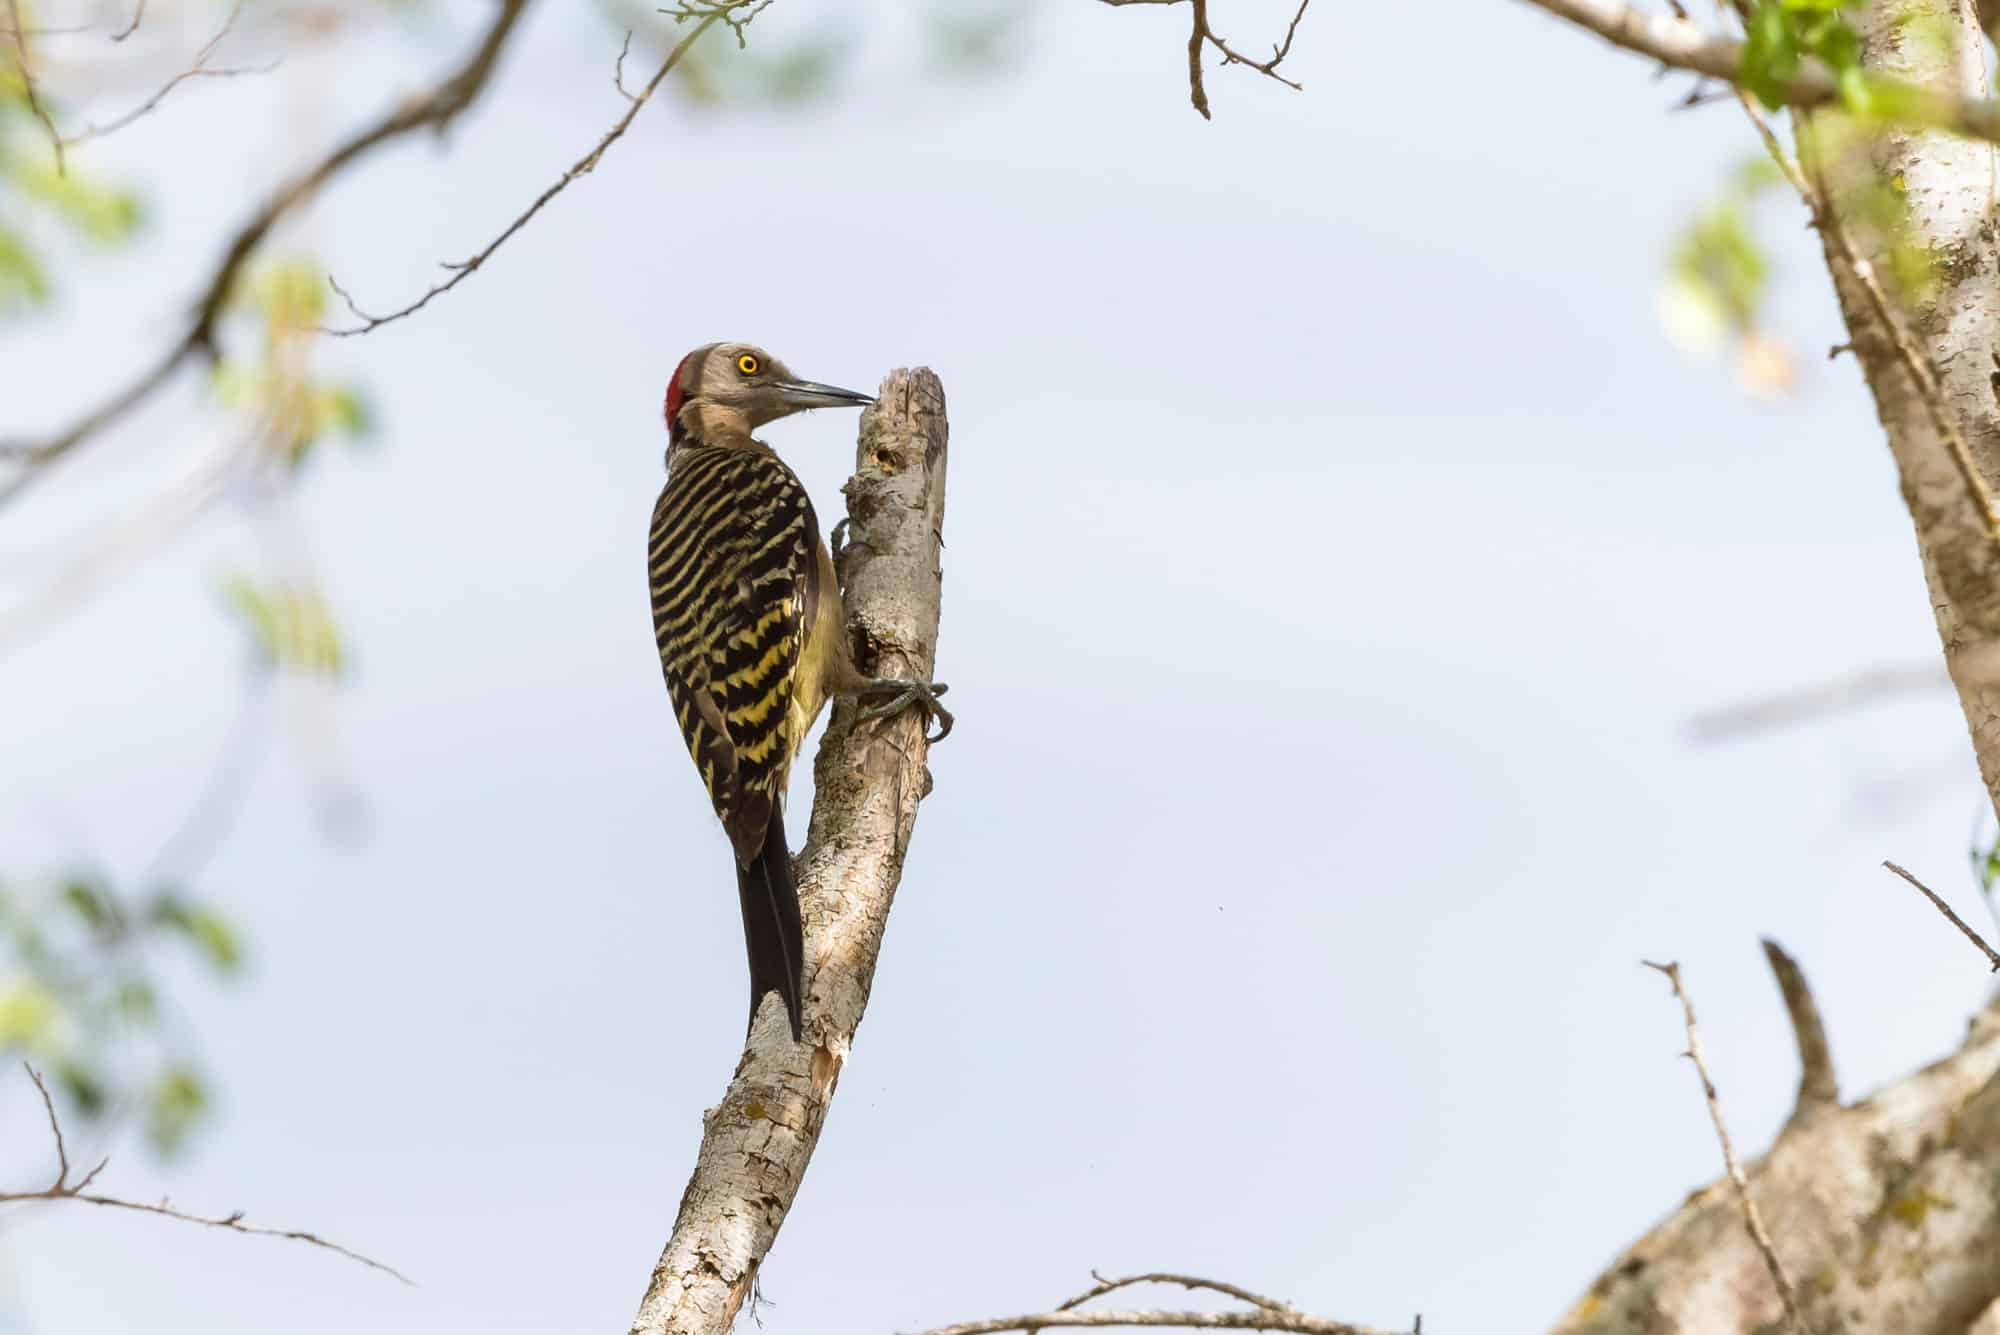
[737,354,761,376]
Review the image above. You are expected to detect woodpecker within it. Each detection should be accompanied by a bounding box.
[650,342,950,1042]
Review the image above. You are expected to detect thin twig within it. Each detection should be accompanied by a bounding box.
[1642,960,1810,1334]
[7,0,65,174]
[1058,1274,1298,1315]
[111,0,146,41]
[3,1065,407,1283]
[905,1311,1399,1335]
[1097,0,1308,118]
[0,0,534,511]
[324,0,751,335]
[613,28,638,101]
[1208,0,1307,91]
[62,1,273,149]
[26,1066,69,1188]
[904,1271,1405,1335]
[1760,939,1838,1123]
[1883,860,2000,970]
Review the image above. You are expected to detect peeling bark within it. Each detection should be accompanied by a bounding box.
[628,369,949,1335]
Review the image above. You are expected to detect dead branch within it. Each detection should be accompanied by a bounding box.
[627,371,950,1335]
[0,0,534,512]
[7,0,66,174]
[1,1065,406,1283]
[1097,0,1309,120]
[324,0,756,335]
[1760,939,1837,1126]
[905,1272,1410,1335]
[1883,859,2000,970]
[1643,960,1810,1334]
[1516,0,2000,143]
[61,1,274,150]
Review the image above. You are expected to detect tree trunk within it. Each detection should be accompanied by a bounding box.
[1557,4,2000,1331]
[628,369,950,1335]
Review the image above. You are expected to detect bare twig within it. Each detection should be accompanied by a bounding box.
[1097,0,1309,119]
[614,28,638,101]
[325,0,753,335]
[1760,939,1838,1124]
[26,1067,69,1187]
[0,0,534,511]
[7,0,66,174]
[905,1313,1403,1335]
[1516,0,2000,143]
[1883,860,2000,970]
[908,1272,1408,1335]
[1687,661,1948,741]
[1058,1275,1299,1315]
[62,2,273,149]
[3,1065,406,1283]
[1207,0,1307,92]
[1642,960,1810,1334]
[111,0,146,41]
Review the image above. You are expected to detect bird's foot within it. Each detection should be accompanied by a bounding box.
[856,677,952,743]
[830,517,851,566]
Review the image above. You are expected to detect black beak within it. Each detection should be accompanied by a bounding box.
[773,379,875,410]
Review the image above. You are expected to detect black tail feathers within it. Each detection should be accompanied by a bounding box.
[736,809,805,1042]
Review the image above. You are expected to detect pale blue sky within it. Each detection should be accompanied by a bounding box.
[2,2,1993,1332]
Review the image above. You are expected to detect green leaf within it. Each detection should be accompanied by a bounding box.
[219,574,282,668]
[58,879,112,931]
[1742,1,1801,110]
[7,163,143,245]
[317,384,374,442]
[146,1066,207,1155]
[1974,829,2000,896]
[150,896,244,975]
[0,977,60,1046]
[115,979,157,1024]
[0,225,49,310]
[244,258,327,330]
[57,1059,109,1118]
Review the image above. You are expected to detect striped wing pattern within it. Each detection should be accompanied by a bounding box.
[649,445,821,863]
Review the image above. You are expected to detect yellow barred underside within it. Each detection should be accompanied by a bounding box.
[649,444,825,861]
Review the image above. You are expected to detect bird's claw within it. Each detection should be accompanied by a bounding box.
[856,677,952,743]
[830,517,851,566]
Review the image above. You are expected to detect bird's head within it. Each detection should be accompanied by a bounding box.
[665,342,873,441]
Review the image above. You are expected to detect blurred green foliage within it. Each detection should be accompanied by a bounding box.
[213,257,374,468]
[1741,0,1861,111]
[0,874,242,1155]
[221,574,347,677]
[1659,157,1801,394]
[0,42,143,315]
[1666,158,1785,342]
